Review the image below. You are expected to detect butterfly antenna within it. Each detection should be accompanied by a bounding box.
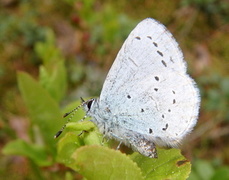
[79,114,87,122]
[54,101,86,138]
[80,97,85,102]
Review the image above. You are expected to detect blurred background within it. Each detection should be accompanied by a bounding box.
[0,0,229,179]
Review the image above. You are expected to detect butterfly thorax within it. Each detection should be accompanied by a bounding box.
[83,98,117,138]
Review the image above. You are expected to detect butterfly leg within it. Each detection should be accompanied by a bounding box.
[116,141,122,150]
[109,132,124,150]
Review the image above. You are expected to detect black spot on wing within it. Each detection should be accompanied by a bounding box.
[157,50,163,57]
[161,60,167,67]
[162,123,168,131]
[149,128,153,134]
[153,42,158,47]
[154,76,159,81]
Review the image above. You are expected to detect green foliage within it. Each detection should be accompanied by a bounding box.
[2,139,50,166]
[188,159,229,180]
[35,30,67,102]
[56,120,105,166]
[58,136,191,179]
[131,149,191,179]
[3,30,66,167]
[70,146,144,180]
[17,72,62,156]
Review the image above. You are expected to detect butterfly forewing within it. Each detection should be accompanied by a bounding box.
[97,18,200,146]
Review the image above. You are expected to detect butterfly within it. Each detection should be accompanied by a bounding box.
[55,18,200,158]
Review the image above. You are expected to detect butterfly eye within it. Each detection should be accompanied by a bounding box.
[87,99,94,110]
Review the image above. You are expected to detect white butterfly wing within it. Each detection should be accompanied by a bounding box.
[98,18,200,147]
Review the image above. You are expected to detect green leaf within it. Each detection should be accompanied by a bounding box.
[39,60,67,102]
[56,132,83,165]
[64,121,105,146]
[65,121,95,132]
[69,145,144,180]
[64,121,103,145]
[130,148,191,180]
[57,121,105,164]
[17,71,63,156]
[2,139,51,166]
[57,121,98,165]
[35,29,62,64]
[34,29,67,102]
[83,130,103,146]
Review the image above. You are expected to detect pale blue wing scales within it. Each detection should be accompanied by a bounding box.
[98,18,200,147]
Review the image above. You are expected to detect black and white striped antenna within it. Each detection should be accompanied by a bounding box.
[54,97,86,138]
